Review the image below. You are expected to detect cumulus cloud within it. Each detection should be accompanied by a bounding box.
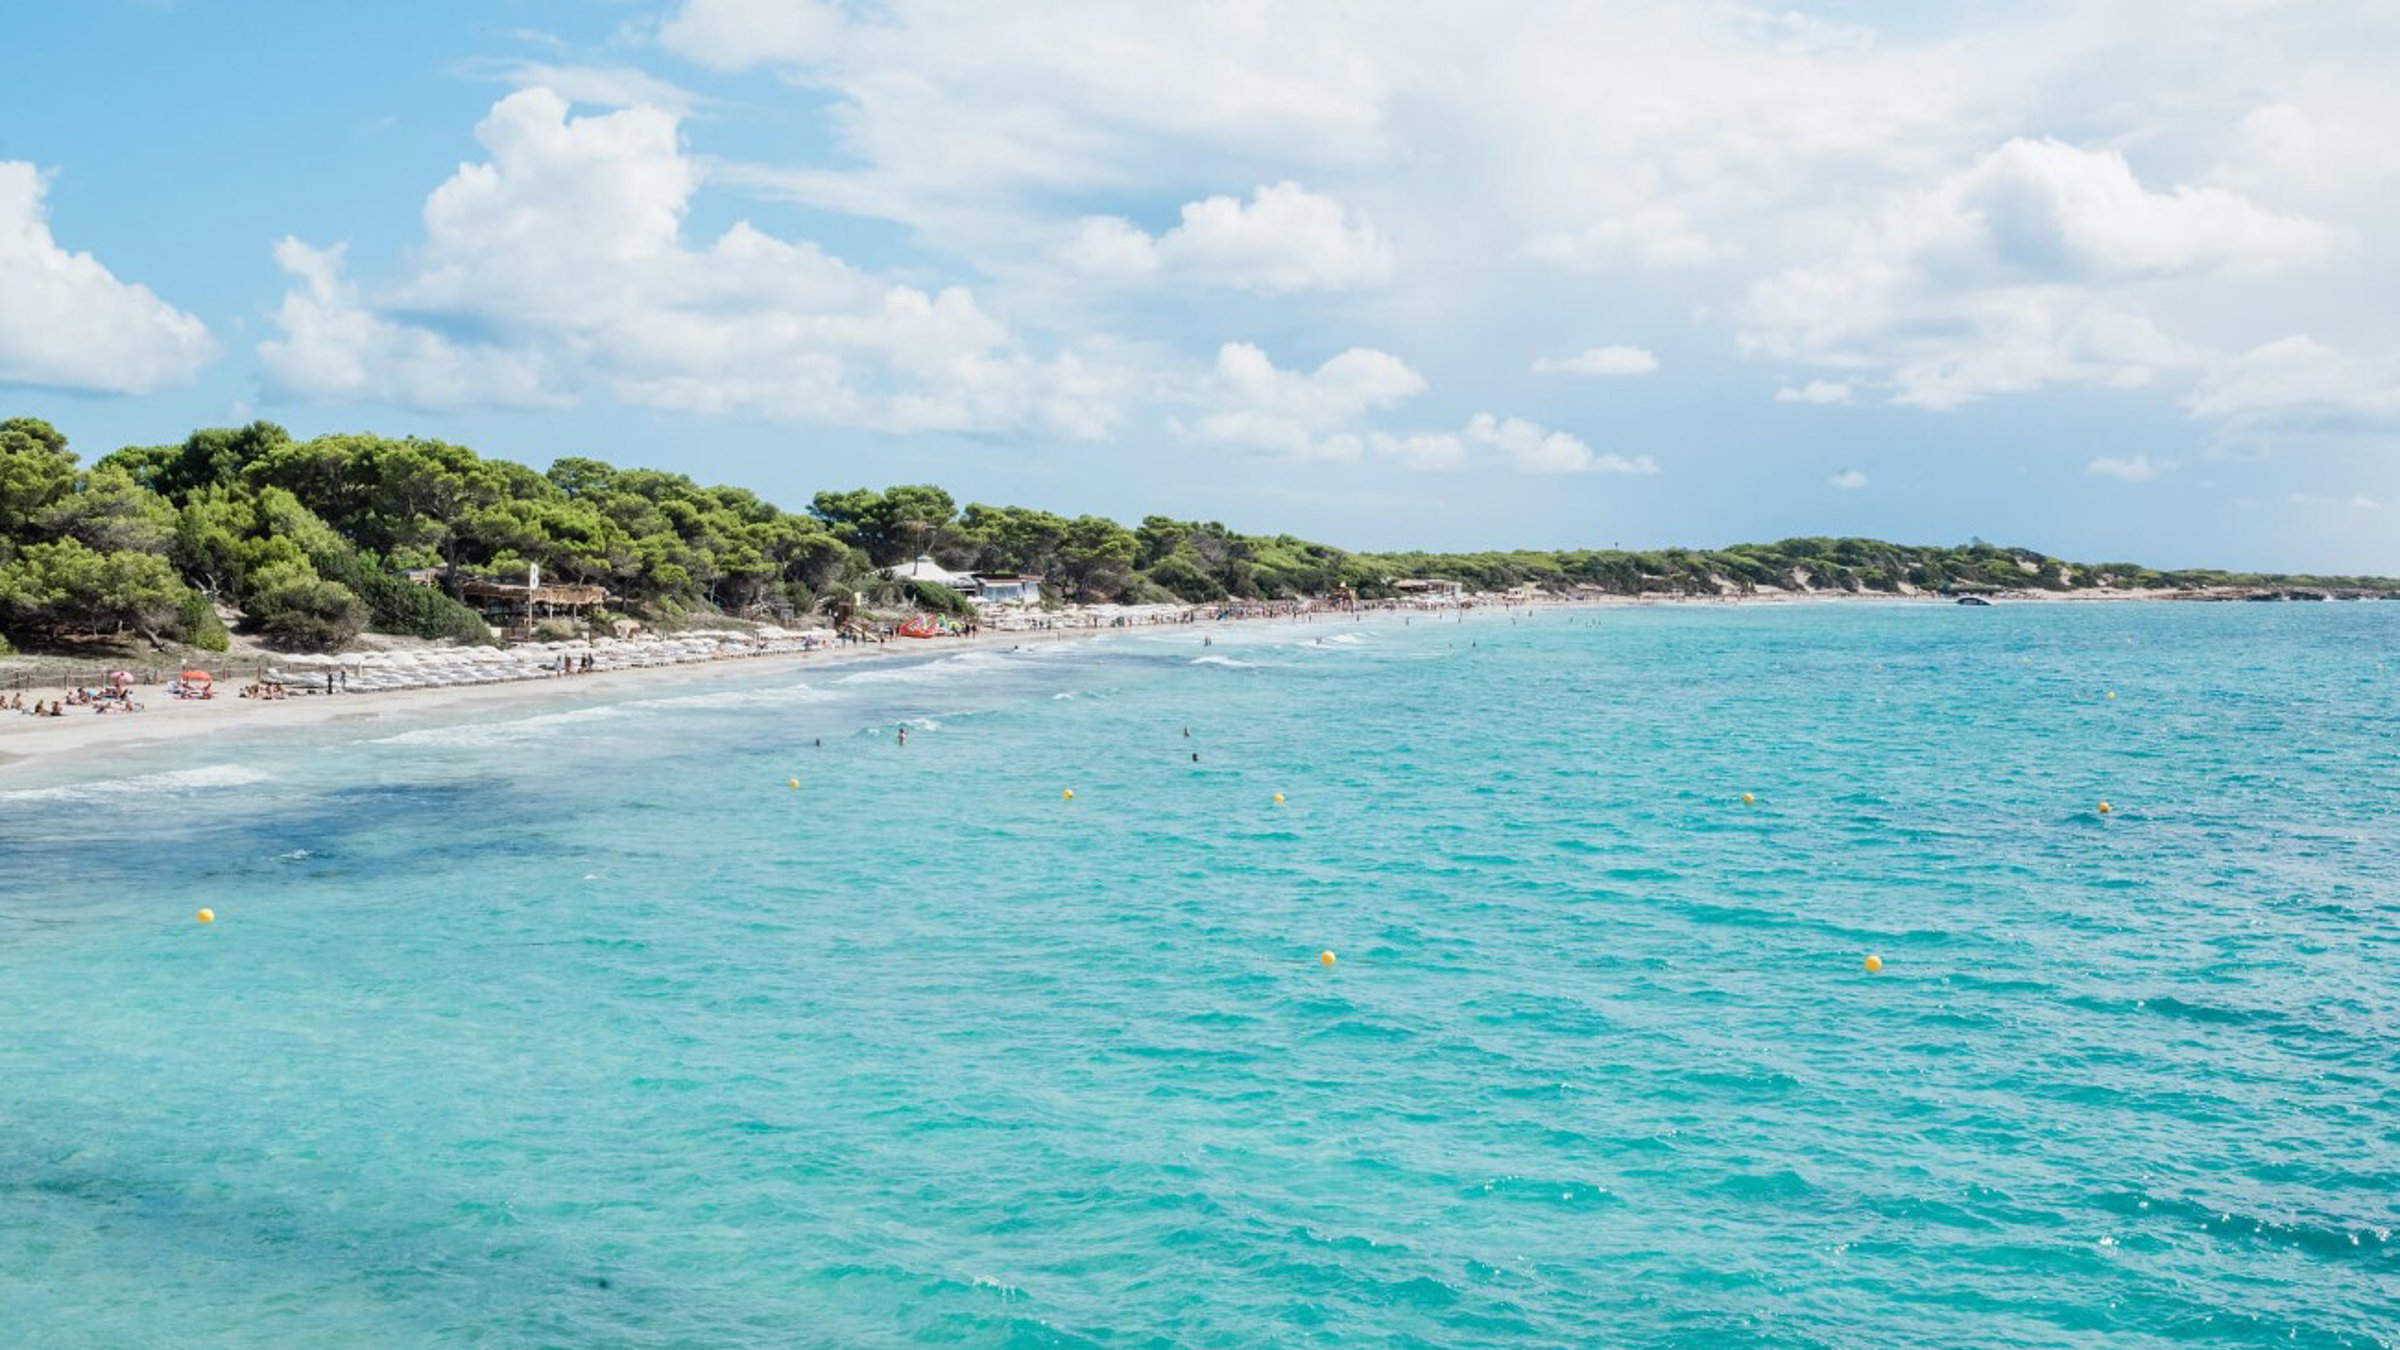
[1532,345,1658,377]
[1463,414,1656,475]
[1740,138,2338,410]
[1829,469,1869,489]
[1777,380,1853,405]
[628,0,2400,457]
[656,0,843,70]
[1066,182,1390,293]
[2087,454,2177,482]
[0,161,215,394]
[1184,341,1427,461]
[2186,336,2400,428]
[260,239,559,410]
[259,88,1119,437]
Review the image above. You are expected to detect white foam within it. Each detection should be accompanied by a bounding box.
[835,651,1013,686]
[371,704,626,748]
[626,683,830,712]
[0,763,272,803]
[1191,655,1261,668]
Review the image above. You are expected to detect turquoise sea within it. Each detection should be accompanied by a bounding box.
[2,603,2395,1348]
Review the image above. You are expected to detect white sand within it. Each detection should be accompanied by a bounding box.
[0,623,1118,776]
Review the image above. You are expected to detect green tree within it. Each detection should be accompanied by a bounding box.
[0,537,192,644]
[0,416,78,541]
[243,560,368,650]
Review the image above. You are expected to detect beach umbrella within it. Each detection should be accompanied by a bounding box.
[110,670,134,685]
[182,669,213,684]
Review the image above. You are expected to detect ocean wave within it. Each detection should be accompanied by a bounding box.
[1191,655,1262,668]
[835,651,1014,686]
[626,683,830,712]
[371,704,626,748]
[0,763,272,803]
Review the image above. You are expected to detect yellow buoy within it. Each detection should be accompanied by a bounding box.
[787,778,799,789]
[2105,690,2117,700]
[1272,793,1286,805]
[1864,953,1882,973]
[195,908,215,924]
[1319,950,1336,967]
[2097,801,2112,816]
[1741,792,1755,805]
[1063,789,1075,801]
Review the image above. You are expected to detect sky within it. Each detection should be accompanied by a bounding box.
[4,0,2398,570]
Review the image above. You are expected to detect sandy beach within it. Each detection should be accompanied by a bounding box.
[0,609,1335,776]
[0,585,2300,779]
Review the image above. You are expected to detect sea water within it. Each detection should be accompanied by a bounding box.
[1,603,2395,1348]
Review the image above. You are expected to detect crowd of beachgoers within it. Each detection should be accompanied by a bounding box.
[0,595,1443,728]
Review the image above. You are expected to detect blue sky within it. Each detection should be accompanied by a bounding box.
[5,1,2398,570]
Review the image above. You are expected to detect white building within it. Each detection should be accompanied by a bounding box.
[885,556,978,589]
[885,556,1045,607]
[971,574,1043,605]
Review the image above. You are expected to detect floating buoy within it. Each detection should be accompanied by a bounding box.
[1863,953,1882,973]
[1272,793,1286,805]
[2098,801,2112,815]
[2105,690,2117,700]
[1319,950,1336,967]
[787,778,799,789]
[1062,789,1075,801]
[195,909,215,924]
[1741,792,1755,805]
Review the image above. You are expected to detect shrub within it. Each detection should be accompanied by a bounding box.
[177,590,231,652]
[245,563,368,650]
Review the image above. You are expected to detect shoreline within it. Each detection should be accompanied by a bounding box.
[0,608,1355,779]
[0,586,2343,779]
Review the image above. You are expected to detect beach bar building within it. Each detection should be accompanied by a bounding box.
[970,574,1044,605]
[458,566,610,639]
[885,556,1045,607]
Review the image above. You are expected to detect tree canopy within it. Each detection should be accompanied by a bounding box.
[3,412,2391,654]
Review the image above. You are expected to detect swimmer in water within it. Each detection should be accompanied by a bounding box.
[896,726,909,747]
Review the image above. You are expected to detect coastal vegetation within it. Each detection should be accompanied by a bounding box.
[1,413,2393,654]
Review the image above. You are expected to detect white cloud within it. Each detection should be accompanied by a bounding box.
[1525,208,1730,273]
[1739,138,2338,410]
[2087,454,2177,482]
[1828,469,1869,489]
[0,161,215,394]
[1532,345,1658,377]
[1066,182,1390,293]
[1367,430,1468,471]
[469,60,703,116]
[656,0,844,70]
[1463,413,1656,475]
[631,0,2400,460]
[1777,380,1853,405]
[1179,347,1658,478]
[2288,491,2384,511]
[1185,341,1426,461]
[2186,336,2400,428]
[259,239,560,410]
[259,88,1119,437]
